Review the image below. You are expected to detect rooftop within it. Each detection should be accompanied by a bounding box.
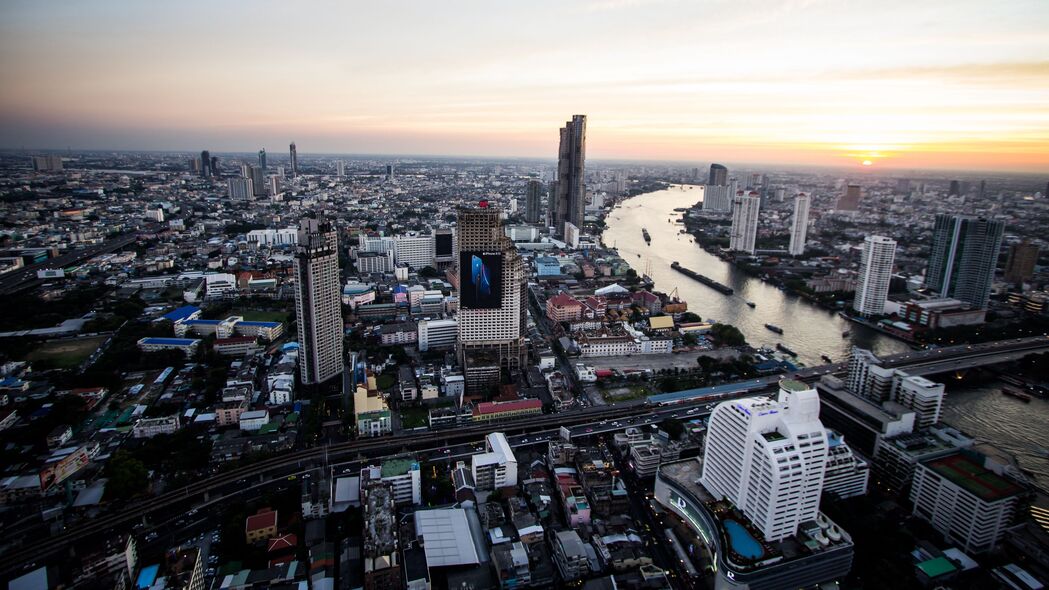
[381,457,418,478]
[414,508,480,567]
[924,452,1023,502]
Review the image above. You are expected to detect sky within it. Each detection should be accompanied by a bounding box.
[1,0,1048,172]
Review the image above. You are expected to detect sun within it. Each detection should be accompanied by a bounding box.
[862,160,873,166]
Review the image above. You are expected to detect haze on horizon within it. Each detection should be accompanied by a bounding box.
[1,0,1048,173]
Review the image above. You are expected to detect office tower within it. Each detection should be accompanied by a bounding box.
[553,115,586,237]
[249,166,266,196]
[896,178,911,194]
[200,150,211,178]
[386,164,394,182]
[524,179,543,224]
[788,192,810,256]
[393,234,436,270]
[269,176,281,196]
[700,380,828,542]
[1003,241,1039,284]
[227,178,254,200]
[925,214,1005,309]
[978,179,986,200]
[837,184,861,211]
[289,142,298,177]
[31,155,63,172]
[294,216,344,386]
[456,204,527,389]
[336,160,345,177]
[258,149,266,171]
[433,227,456,267]
[853,235,896,316]
[708,163,728,186]
[729,191,760,254]
[948,180,961,196]
[210,156,220,177]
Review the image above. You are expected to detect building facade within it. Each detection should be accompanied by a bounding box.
[788,193,810,256]
[294,217,344,386]
[924,214,1005,309]
[729,192,760,254]
[553,115,586,237]
[853,235,896,316]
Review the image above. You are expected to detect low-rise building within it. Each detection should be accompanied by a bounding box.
[472,399,542,422]
[137,337,200,357]
[246,508,278,544]
[132,415,180,438]
[239,409,270,431]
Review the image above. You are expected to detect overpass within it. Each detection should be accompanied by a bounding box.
[2,335,1047,578]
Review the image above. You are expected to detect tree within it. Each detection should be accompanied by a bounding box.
[709,323,746,347]
[418,266,439,278]
[660,418,685,440]
[105,451,149,500]
[680,312,702,323]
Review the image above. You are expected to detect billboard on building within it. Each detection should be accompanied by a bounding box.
[459,252,503,309]
[435,232,454,257]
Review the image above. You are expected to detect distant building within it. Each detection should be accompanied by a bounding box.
[853,235,896,316]
[1004,241,1039,284]
[525,179,544,224]
[228,177,253,200]
[708,163,728,186]
[553,115,586,237]
[729,192,760,254]
[788,193,810,256]
[31,155,64,172]
[924,214,1005,309]
[289,142,298,177]
[837,184,862,211]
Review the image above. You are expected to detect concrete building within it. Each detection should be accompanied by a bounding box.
[137,337,200,356]
[471,432,518,491]
[393,234,436,270]
[701,184,733,212]
[131,415,180,438]
[837,184,862,211]
[552,530,590,582]
[729,192,760,254]
[700,379,828,542]
[925,214,1005,309]
[1004,241,1039,284]
[822,431,869,499]
[417,319,457,352]
[553,115,586,237]
[853,235,896,316]
[362,482,402,590]
[910,450,1023,553]
[708,163,728,186]
[788,193,810,256]
[360,457,422,506]
[294,217,344,386]
[525,179,544,224]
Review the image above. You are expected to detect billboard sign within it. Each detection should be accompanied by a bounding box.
[459,251,503,309]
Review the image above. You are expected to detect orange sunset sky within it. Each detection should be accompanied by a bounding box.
[1,0,1047,172]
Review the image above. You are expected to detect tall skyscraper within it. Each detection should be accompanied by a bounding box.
[249,165,266,196]
[924,214,1005,309]
[708,163,728,186]
[336,161,345,177]
[200,150,211,178]
[456,204,526,390]
[701,185,732,212]
[258,148,266,171]
[289,142,298,177]
[294,216,344,386]
[788,192,810,256]
[1004,241,1039,284]
[837,184,862,211]
[948,180,961,196]
[553,115,586,237]
[729,191,760,254]
[700,380,829,542]
[524,180,543,224]
[386,164,394,182]
[853,235,896,316]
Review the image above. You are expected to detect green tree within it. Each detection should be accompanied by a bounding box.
[418,266,439,278]
[105,451,149,500]
[709,323,746,346]
[680,312,702,323]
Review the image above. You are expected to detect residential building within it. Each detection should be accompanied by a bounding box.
[708,163,728,186]
[131,415,180,438]
[393,234,436,270]
[1004,241,1039,283]
[289,142,298,176]
[239,409,269,431]
[925,214,1005,309]
[294,216,344,386]
[471,432,518,491]
[552,530,590,582]
[525,179,543,224]
[729,192,760,254]
[838,184,862,211]
[853,235,896,316]
[360,457,422,506]
[910,450,1023,553]
[821,431,869,499]
[246,508,278,544]
[788,193,810,256]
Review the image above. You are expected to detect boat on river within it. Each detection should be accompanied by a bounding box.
[765,323,784,335]
[670,261,734,295]
[642,228,651,243]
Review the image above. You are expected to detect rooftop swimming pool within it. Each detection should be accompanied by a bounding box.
[723,519,764,560]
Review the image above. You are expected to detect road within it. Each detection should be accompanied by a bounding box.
[2,335,1046,578]
[0,234,138,295]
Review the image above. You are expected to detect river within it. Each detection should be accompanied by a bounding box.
[604,184,1049,491]
[602,184,910,366]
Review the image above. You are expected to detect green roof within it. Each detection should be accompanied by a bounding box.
[381,457,417,478]
[780,379,809,392]
[258,421,280,435]
[925,452,1023,502]
[916,557,957,578]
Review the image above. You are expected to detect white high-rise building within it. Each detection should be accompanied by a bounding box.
[294,217,344,385]
[471,432,518,491]
[853,235,896,316]
[701,185,733,212]
[788,193,810,256]
[228,177,254,200]
[822,431,869,499]
[894,374,945,428]
[700,380,829,542]
[336,161,345,177]
[393,234,436,270]
[729,192,761,254]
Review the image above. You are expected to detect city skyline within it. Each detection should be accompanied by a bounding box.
[2,1,1048,173]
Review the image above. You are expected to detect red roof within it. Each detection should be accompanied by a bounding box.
[474,399,542,416]
[267,533,298,553]
[246,508,278,532]
[548,293,582,309]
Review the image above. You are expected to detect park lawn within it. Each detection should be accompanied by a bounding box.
[231,309,290,323]
[27,336,108,369]
[601,385,651,402]
[400,407,429,429]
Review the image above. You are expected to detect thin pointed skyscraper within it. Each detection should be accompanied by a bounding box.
[289,142,299,177]
[258,148,266,171]
[553,115,586,237]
